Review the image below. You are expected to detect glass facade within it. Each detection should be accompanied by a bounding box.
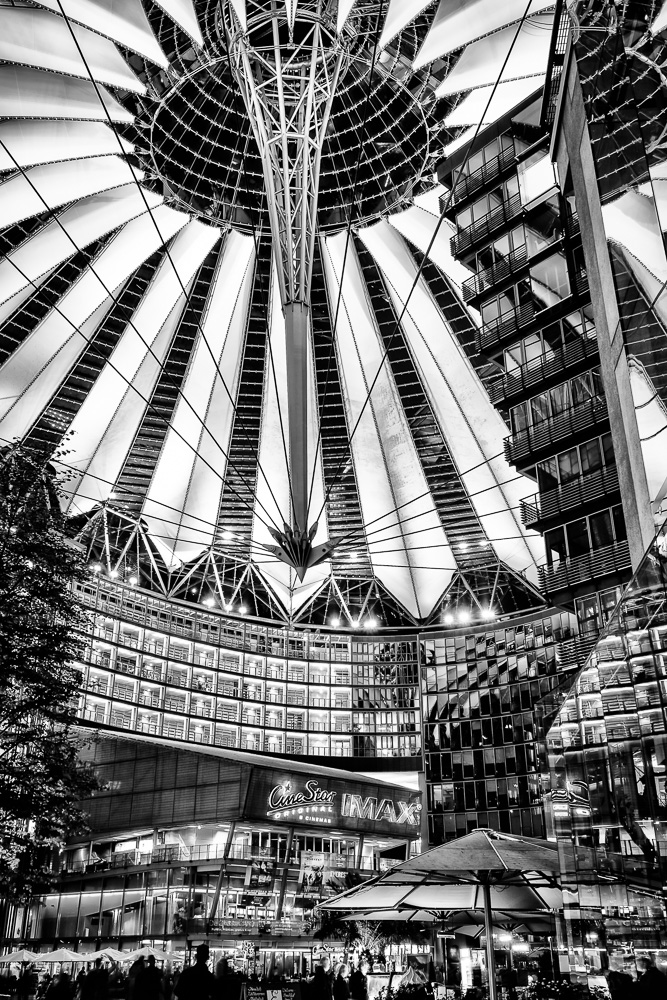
[547,519,667,981]
[75,577,421,761]
[421,609,577,843]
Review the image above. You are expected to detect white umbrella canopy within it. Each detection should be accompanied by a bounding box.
[39,949,83,963]
[319,878,561,913]
[0,950,39,964]
[121,946,178,963]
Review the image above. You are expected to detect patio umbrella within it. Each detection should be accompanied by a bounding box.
[320,829,561,1000]
[40,948,83,963]
[0,950,38,964]
[122,946,178,963]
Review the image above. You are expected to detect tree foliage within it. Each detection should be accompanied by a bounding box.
[0,444,97,901]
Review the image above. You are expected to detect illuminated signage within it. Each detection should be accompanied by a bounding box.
[263,777,421,829]
[341,793,422,826]
[267,780,336,822]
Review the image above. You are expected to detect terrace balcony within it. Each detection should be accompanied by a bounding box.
[538,540,631,594]
[505,397,609,466]
[521,465,620,528]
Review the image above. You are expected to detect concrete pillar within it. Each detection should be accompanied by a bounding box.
[552,44,655,567]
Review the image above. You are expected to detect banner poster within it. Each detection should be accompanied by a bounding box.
[296,852,347,907]
[242,858,275,905]
[298,851,326,894]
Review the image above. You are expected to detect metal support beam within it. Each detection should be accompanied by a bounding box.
[285,301,310,531]
[225,0,348,546]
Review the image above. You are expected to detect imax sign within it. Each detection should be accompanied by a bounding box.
[341,793,422,827]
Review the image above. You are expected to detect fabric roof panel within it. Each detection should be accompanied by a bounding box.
[0,7,145,93]
[0,66,134,123]
[142,229,254,568]
[414,0,553,67]
[0,121,133,172]
[33,0,168,67]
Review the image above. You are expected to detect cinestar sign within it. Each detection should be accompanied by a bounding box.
[267,780,336,820]
[341,793,422,826]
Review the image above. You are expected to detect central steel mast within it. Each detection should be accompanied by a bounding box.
[225,0,349,574]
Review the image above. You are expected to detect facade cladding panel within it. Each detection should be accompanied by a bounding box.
[547,519,667,961]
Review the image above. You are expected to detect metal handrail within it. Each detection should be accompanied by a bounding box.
[450,145,517,206]
[489,334,598,405]
[452,192,523,255]
[505,396,608,464]
[521,464,619,526]
[539,539,631,593]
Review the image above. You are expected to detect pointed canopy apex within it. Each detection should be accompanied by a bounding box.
[399,829,560,877]
[0,950,39,964]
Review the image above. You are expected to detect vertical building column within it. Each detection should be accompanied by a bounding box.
[551,43,655,567]
[356,833,365,869]
[276,826,294,920]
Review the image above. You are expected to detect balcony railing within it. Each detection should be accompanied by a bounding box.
[452,193,523,256]
[538,539,631,594]
[557,631,600,670]
[489,334,599,405]
[477,300,536,354]
[463,244,529,303]
[505,397,609,465]
[448,146,517,207]
[521,465,620,527]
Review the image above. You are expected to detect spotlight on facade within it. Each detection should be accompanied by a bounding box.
[222,530,234,541]
[129,576,138,586]
[364,617,378,630]
[348,552,358,561]
[109,569,119,579]
[202,597,215,607]
[91,563,101,574]
[239,604,248,615]
[443,613,453,625]
[330,616,341,627]
[458,610,470,623]
[482,607,495,619]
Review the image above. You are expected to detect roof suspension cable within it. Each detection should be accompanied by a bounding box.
[304,0,386,527]
[312,0,538,528]
[1,247,281,535]
[0,139,285,534]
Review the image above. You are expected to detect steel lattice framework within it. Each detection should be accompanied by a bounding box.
[225,0,349,543]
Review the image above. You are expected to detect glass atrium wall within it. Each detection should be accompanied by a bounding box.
[74,576,421,761]
[422,609,577,843]
[547,520,667,981]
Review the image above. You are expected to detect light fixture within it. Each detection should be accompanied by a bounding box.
[330,616,341,627]
[458,610,470,623]
[129,576,138,586]
[222,530,234,541]
[348,552,358,561]
[443,613,453,625]
[364,617,378,630]
[482,607,495,619]
[239,604,248,615]
[202,597,215,607]
[91,563,101,574]
[109,569,119,579]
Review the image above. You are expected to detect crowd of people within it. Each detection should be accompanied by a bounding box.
[1,949,664,1000]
